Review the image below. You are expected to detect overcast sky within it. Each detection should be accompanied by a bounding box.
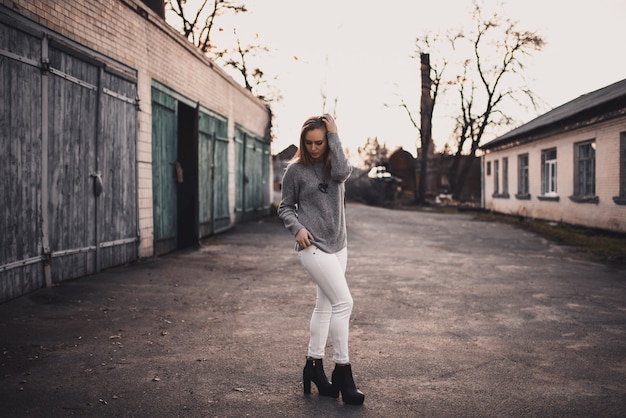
[177,0,626,157]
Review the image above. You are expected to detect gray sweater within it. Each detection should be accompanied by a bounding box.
[278,132,353,253]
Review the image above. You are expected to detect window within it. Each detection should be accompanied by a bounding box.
[492,158,509,198]
[575,141,596,196]
[493,159,499,195]
[615,132,626,205]
[570,140,597,203]
[502,157,509,197]
[487,161,491,176]
[516,153,530,199]
[541,148,557,196]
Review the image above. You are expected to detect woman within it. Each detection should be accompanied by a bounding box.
[278,114,364,405]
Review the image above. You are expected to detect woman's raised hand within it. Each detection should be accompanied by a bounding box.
[321,114,337,133]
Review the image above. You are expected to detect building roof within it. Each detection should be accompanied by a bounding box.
[481,78,626,151]
[274,144,298,160]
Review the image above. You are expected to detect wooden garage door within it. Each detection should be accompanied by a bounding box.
[47,43,139,283]
[0,15,139,302]
[198,110,229,236]
[234,127,270,222]
[151,87,178,256]
[0,20,44,300]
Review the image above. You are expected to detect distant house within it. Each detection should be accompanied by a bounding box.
[388,148,417,193]
[480,79,626,233]
[387,148,481,203]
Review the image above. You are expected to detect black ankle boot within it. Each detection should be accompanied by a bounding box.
[331,364,365,405]
[303,357,339,398]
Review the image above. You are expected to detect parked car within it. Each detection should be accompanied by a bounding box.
[368,165,396,182]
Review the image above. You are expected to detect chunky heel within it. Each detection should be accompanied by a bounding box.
[332,364,365,405]
[302,357,339,398]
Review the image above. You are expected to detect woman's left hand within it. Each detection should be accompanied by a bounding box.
[295,228,314,249]
[321,113,337,133]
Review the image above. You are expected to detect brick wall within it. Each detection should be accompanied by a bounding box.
[483,115,626,232]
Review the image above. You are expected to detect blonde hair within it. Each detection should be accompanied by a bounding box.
[290,116,332,174]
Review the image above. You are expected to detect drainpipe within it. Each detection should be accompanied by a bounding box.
[480,154,485,209]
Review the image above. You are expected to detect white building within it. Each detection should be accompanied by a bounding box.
[481,79,626,233]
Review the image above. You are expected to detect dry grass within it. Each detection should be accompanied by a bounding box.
[474,211,626,265]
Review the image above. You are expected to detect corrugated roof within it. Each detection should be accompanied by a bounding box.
[481,78,626,150]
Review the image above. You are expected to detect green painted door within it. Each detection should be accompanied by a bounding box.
[261,140,271,209]
[234,127,270,222]
[151,88,178,255]
[234,128,245,222]
[245,137,263,212]
[197,112,214,237]
[198,112,229,235]
[213,119,230,232]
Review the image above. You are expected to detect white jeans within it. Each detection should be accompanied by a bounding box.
[298,246,352,364]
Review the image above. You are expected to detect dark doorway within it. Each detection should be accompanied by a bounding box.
[177,102,198,249]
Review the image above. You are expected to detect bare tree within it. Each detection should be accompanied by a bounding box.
[401,2,544,201]
[320,91,338,119]
[164,0,279,137]
[165,0,247,53]
[214,29,269,92]
[447,3,545,199]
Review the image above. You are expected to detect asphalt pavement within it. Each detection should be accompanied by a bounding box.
[1,203,625,417]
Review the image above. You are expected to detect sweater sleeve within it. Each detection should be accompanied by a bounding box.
[327,132,352,182]
[278,164,305,237]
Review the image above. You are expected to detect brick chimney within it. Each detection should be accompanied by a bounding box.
[140,0,165,18]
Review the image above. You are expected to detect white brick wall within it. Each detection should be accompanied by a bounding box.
[483,116,626,232]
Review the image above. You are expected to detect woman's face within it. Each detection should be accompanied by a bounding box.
[304,128,327,162]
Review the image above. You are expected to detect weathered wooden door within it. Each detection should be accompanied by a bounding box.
[233,127,246,222]
[97,70,139,269]
[260,140,271,210]
[245,136,263,213]
[198,112,214,237]
[46,43,99,282]
[213,118,230,232]
[234,127,270,222]
[0,20,44,299]
[151,87,178,255]
[198,111,229,236]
